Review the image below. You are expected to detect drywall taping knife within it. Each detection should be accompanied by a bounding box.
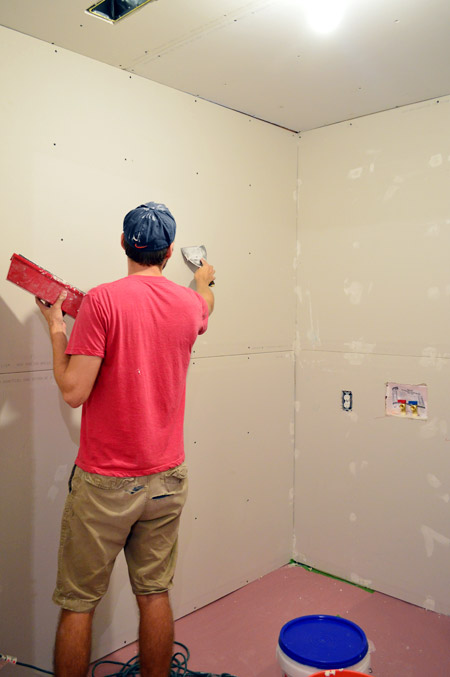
[181,245,215,286]
[6,253,86,318]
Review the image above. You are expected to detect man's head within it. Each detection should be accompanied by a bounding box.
[123,201,176,266]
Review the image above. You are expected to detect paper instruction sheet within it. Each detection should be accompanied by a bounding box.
[385,382,428,420]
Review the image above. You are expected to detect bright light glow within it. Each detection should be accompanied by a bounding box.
[304,0,348,34]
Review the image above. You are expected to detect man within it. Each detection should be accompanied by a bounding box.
[36,202,215,677]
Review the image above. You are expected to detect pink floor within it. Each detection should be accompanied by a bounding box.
[94,564,450,676]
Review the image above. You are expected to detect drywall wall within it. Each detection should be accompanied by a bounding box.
[0,26,297,669]
[295,96,450,614]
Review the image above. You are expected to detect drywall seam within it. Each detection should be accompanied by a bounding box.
[292,135,301,554]
[296,348,450,362]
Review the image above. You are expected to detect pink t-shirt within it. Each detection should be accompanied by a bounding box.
[66,274,208,476]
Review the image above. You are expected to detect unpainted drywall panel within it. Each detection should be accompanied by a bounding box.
[0,372,80,674]
[0,26,297,370]
[0,351,294,668]
[294,350,450,614]
[0,26,297,666]
[174,351,295,617]
[294,97,450,615]
[0,0,251,67]
[297,95,450,358]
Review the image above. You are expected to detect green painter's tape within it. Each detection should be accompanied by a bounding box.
[289,559,375,593]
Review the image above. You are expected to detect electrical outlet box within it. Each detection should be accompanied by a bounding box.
[342,390,352,411]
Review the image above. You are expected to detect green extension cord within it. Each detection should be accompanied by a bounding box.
[1,643,238,677]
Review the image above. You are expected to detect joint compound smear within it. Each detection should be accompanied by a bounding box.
[344,279,364,305]
[420,525,450,557]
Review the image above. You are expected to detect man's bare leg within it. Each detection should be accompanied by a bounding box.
[54,609,94,677]
[137,592,173,677]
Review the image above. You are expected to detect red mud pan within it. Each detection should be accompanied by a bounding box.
[7,253,85,319]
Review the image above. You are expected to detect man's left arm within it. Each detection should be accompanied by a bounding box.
[36,291,102,408]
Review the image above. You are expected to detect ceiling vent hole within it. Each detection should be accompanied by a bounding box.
[87,0,157,24]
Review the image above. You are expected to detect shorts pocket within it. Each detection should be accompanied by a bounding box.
[163,464,188,492]
[68,465,77,493]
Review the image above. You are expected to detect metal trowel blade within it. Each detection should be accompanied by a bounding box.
[181,245,207,268]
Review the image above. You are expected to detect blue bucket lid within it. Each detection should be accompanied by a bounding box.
[278,615,369,669]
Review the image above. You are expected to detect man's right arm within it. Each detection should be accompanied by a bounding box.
[36,292,103,407]
[194,259,215,315]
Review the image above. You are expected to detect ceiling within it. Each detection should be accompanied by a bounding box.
[1,0,449,132]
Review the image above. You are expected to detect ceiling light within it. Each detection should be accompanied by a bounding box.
[304,0,348,34]
[87,0,157,24]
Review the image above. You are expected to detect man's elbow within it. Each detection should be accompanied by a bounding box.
[61,385,90,408]
[62,392,83,408]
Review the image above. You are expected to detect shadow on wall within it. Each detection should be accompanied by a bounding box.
[0,297,34,668]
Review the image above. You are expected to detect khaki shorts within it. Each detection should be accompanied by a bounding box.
[53,463,188,612]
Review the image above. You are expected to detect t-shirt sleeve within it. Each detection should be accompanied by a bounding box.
[66,291,107,357]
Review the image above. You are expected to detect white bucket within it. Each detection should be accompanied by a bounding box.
[276,615,371,677]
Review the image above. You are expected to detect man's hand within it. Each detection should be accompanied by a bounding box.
[35,291,67,335]
[194,259,215,315]
[194,259,215,286]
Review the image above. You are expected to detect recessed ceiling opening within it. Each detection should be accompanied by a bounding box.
[86,0,157,24]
